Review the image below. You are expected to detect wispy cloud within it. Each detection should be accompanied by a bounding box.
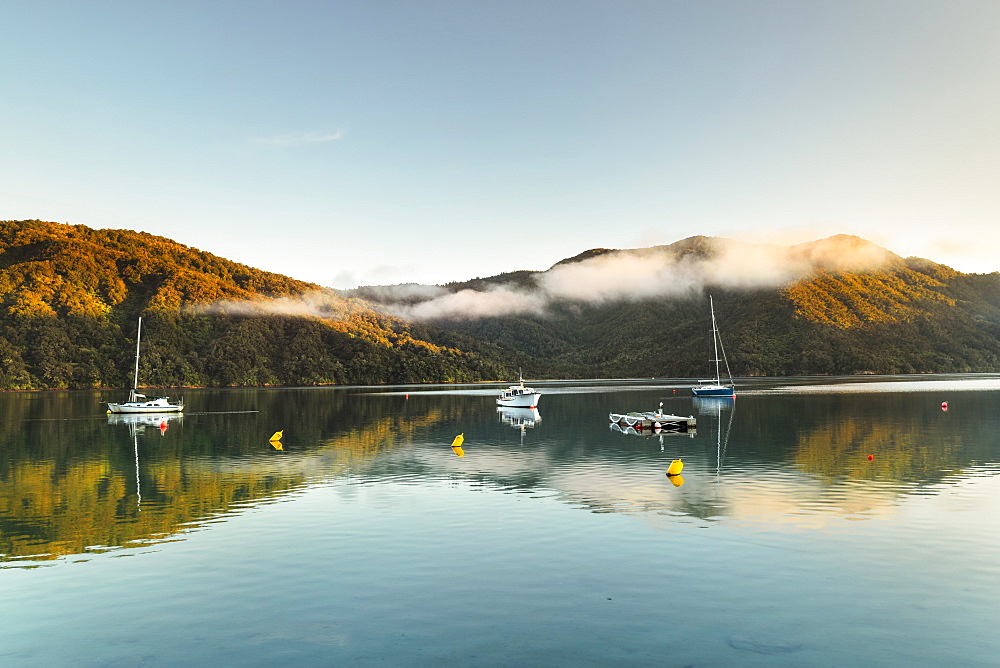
[389,286,548,321]
[250,130,346,147]
[190,290,349,319]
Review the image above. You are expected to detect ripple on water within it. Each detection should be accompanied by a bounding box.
[4,383,1000,663]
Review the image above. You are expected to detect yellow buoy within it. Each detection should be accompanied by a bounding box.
[666,459,684,476]
[269,430,283,442]
[451,433,465,458]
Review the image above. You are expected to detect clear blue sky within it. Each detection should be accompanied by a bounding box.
[3,0,999,287]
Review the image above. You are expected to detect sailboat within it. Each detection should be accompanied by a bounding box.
[107,317,184,414]
[691,296,736,397]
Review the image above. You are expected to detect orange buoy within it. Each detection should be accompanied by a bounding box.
[867,454,874,461]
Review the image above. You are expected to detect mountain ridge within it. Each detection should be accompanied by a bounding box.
[348,233,1000,377]
[0,219,513,389]
[1,219,999,388]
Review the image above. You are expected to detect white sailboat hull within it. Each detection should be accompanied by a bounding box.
[108,399,183,414]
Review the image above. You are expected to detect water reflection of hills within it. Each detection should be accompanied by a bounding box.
[736,391,996,485]
[0,389,487,564]
[2,384,998,564]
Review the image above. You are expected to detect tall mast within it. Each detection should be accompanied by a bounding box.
[131,317,142,399]
[710,296,721,384]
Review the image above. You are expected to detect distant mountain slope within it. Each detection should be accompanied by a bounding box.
[0,219,318,316]
[354,234,1000,377]
[0,220,511,389]
[4,220,999,389]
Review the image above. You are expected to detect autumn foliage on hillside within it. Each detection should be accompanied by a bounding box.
[0,220,508,389]
[433,247,1000,378]
[2,220,1000,390]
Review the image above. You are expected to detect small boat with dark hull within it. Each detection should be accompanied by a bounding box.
[691,296,736,398]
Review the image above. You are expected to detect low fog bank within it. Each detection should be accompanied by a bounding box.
[195,235,899,323]
[375,235,897,321]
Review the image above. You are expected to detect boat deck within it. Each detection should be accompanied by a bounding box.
[608,412,697,433]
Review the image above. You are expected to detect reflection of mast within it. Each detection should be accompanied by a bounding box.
[715,399,735,491]
[695,396,734,491]
[112,413,180,513]
[132,424,142,512]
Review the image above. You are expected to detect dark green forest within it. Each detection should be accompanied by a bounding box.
[0,220,514,389]
[357,236,1000,379]
[2,220,1000,390]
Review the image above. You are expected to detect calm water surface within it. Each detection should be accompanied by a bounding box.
[2,376,999,666]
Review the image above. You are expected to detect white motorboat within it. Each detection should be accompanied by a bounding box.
[497,372,541,408]
[107,317,184,414]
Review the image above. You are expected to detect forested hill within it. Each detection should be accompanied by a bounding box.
[0,219,511,389]
[4,220,1000,390]
[353,235,1000,378]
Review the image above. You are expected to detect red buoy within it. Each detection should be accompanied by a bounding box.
[867,454,874,461]
[941,401,948,410]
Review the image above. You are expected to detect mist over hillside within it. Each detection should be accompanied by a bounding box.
[0,220,511,389]
[1,220,999,389]
[349,235,905,321]
[349,234,1000,378]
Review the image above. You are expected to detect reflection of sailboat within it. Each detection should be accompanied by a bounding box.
[694,396,734,489]
[109,412,181,513]
[110,411,184,511]
[111,418,154,513]
[692,395,735,417]
[691,296,735,397]
[107,317,184,414]
[107,412,184,432]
